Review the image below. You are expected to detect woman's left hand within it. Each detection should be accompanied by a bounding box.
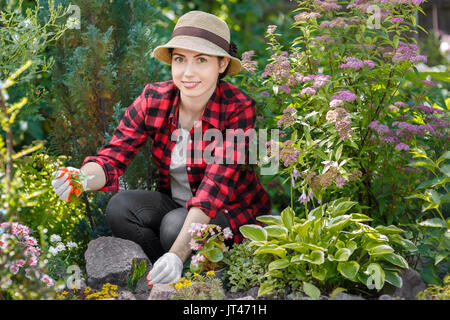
[146,252,183,285]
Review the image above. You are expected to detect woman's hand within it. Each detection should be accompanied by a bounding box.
[146,252,183,285]
[51,167,88,202]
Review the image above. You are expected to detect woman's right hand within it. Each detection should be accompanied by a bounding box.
[51,167,88,202]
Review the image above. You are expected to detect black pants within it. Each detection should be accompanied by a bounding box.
[105,190,231,263]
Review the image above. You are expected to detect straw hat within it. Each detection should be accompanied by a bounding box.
[152,10,241,76]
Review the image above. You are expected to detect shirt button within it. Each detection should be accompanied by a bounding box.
[187,166,191,172]
[192,188,196,192]
[224,209,229,214]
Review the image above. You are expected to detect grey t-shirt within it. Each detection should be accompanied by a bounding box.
[169,120,193,207]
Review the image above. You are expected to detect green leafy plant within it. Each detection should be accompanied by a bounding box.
[416,274,450,300]
[405,148,450,221]
[126,258,147,293]
[0,61,64,299]
[237,0,449,227]
[400,148,450,285]
[222,240,272,293]
[188,223,233,273]
[240,198,415,298]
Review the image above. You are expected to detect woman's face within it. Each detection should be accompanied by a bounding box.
[171,48,229,102]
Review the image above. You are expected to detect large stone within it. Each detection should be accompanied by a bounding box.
[84,236,151,290]
[147,283,177,300]
[331,292,365,300]
[381,268,426,300]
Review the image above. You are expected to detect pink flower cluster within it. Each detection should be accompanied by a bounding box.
[391,17,404,23]
[314,0,342,11]
[376,0,424,4]
[1,222,54,287]
[326,108,353,140]
[241,50,258,74]
[413,104,443,115]
[294,12,321,22]
[280,140,301,167]
[320,17,348,28]
[331,90,358,102]
[188,222,208,237]
[339,57,375,70]
[392,43,427,64]
[277,106,297,128]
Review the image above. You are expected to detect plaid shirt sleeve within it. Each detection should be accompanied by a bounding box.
[82,84,152,191]
[186,98,256,219]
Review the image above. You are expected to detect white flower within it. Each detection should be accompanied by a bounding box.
[48,246,58,256]
[66,241,78,248]
[50,234,61,243]
[330,99,343,108]
[223,227,233,240]
[55,242,66,252]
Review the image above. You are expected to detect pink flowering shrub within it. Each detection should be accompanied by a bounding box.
[239,0,448,224]
[0,222,59,299]
[188,222,233,273]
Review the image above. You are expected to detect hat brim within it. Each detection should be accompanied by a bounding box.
[152,35,242,76]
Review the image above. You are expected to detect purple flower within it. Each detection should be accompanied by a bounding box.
[280,83,291,94]
[392,43,427,64]
[311,74,331,87]
[339,57,364,70]
[363,60,375,68]
[391,17,404,23]
[301,86,317,96]
[388,105,399,112]
[421,80,437,87]
[395,143,410,151]
[261,91,270,97]
[292,167,302,187]
[298,189,315,204]
[414,104,443,114]
[395,101,408,107]
[331,90,357,102]
[336,176,347,188]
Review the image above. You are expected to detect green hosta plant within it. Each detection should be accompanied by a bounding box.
[240,197,416,298]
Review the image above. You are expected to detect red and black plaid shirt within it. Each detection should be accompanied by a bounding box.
[82,79,272,243]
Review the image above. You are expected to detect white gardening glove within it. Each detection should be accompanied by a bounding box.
[146,252,183,285]
[51,167,89,202]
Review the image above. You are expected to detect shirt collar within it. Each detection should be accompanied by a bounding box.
[169,81,222,130]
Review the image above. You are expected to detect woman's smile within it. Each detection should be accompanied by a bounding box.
[182,81,201,89]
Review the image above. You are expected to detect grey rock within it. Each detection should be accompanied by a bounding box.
[117,290,137,300]
[84,236,151,290]
[381,268,426,300]
[147,283,176,300]
[235,296,255,300]
[378,294,402,300]
[331,292,365,300]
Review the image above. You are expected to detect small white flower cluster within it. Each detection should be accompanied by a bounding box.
[48,234,77,256]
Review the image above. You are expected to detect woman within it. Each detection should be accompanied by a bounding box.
[51,10,271,285]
